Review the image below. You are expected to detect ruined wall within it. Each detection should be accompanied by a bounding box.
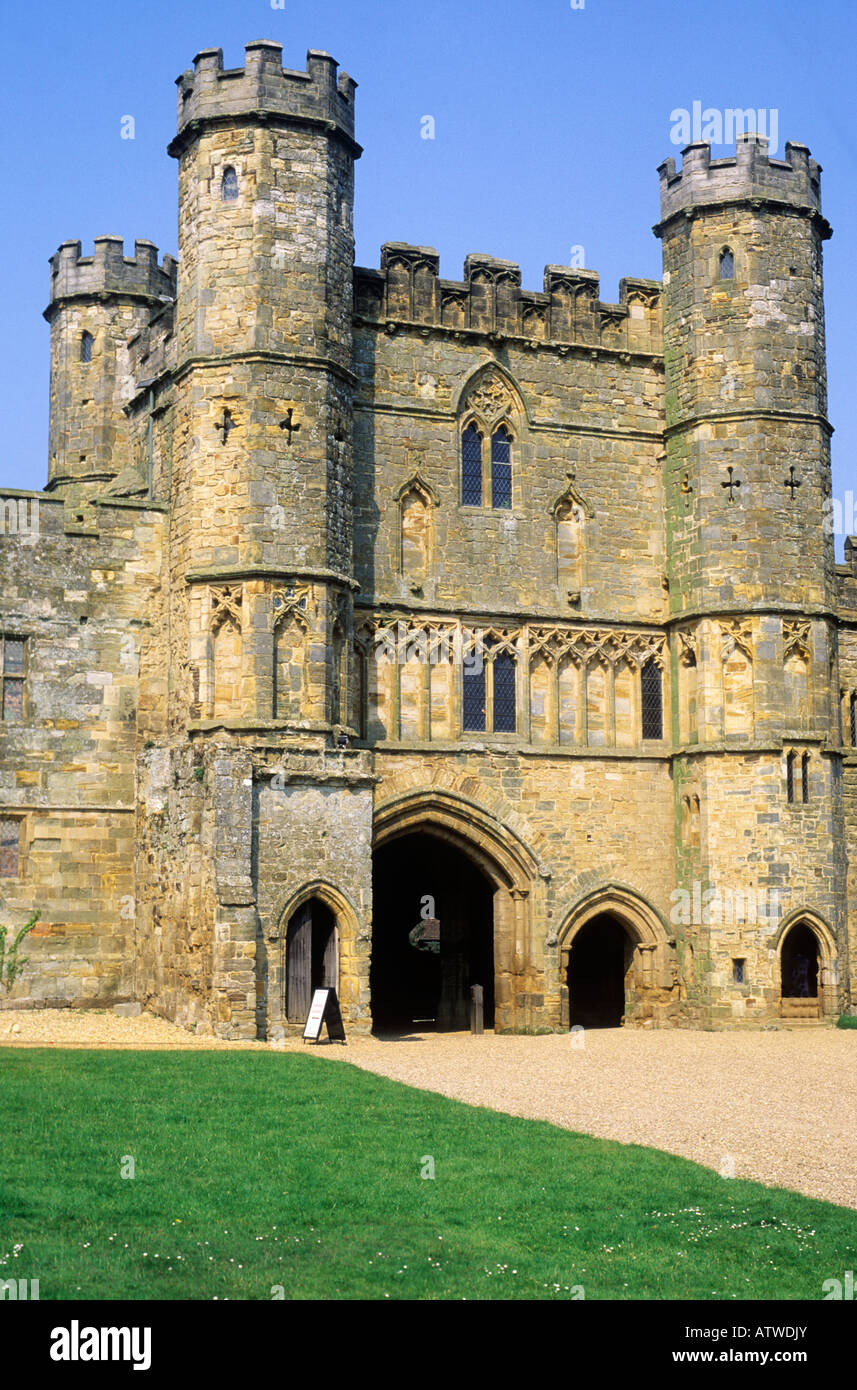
[0,492,164,1008]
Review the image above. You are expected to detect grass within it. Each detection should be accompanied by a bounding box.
[1,1048,855,1301]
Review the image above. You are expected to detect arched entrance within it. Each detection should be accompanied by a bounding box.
[567,913,634,1028]
[781,921,819,999]
[371,831,495,1033]
[776,911,839,1019]
[285,898,337,1023]
[558,886,671,1029]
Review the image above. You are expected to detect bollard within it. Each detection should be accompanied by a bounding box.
[470,983,484,1035]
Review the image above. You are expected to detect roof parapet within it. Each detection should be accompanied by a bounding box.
[170,40,357,156]
[47,237,177,312]
[656,134,827,232]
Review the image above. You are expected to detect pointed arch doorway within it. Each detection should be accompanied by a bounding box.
[779,919,822,1019]
[567,914,634,1028]
[371,832,495,1033]
[285,898,338,1023]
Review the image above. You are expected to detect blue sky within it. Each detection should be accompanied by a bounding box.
[3,0,855,547]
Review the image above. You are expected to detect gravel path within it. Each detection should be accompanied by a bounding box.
[3,1011,855,1209]
[318,1028,857,1211]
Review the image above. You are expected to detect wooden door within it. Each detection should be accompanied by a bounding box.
[286,901,313,1021]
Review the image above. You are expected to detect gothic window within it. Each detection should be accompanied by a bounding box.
[221,166,239,201]
[719,248,734,280]
[0,818,20,877]
[786,751,795,803]
[802,752,810,804]
[641,658,663,740]
[492,650,517,732]
[461,423,483,506]
[462,656,486,732]
[1,637,26,722]
[491,426,513,509]
[850,692,856,747]
[80,331,93,363]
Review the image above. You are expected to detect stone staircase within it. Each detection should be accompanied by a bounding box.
[780,996,823,1022]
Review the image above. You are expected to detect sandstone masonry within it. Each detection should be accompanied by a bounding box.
[0,41,853,1035]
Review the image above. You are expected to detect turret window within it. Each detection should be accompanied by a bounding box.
[221,166,239,202]
[80,331,93,363]
[719,248,734,280]
[491,427,513,509]
[850,691,856,746]
[461,423,483,506]
[786,751,795,803]
[641,658,663,740]
[801,752,810,803]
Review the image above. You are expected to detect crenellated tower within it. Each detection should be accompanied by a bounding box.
[44,236,176,500]
[166,40,361,733]
[657,135,845,1022]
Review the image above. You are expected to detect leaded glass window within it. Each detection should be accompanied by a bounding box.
[719,248,734,279]
[850,692,856,747]
[461,424,482,506]
[80,331,93,363]
[491,427,512,509]
[641,658,662,740]
[0,818,20,877]
[462,659,486,731]
[802,752,810,803]
[786,751,795,803]
[492,650,516,732]
[1,637,25,722]
[221,166,239,202]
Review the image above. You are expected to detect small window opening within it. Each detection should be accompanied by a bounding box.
[221,166,239,202]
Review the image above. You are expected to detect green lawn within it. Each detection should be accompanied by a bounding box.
[0,1048,854,1300]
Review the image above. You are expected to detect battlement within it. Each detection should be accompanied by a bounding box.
[656,135,827,229]
[170,41,357,155]
[47,237,177,311]
[355,245,662,355]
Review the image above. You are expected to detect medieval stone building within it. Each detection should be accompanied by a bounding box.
[1,40,855,1035]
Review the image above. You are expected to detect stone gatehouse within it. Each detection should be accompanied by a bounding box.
[1,38,856,1035]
